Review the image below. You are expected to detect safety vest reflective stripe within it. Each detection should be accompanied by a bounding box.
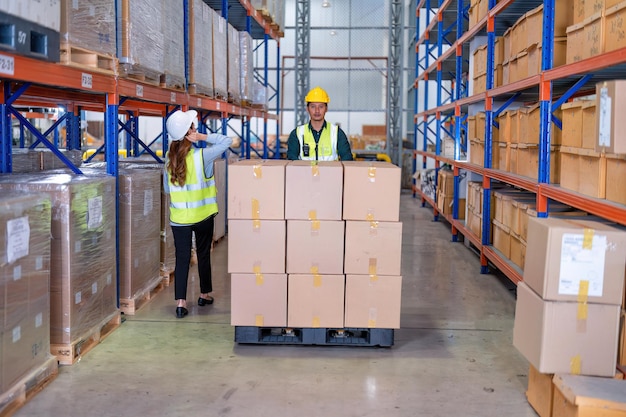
[296,123,339,161]
[169,149,218,224]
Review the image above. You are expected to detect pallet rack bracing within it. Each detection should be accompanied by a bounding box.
[412,0,626,285]
[0,0,282,306]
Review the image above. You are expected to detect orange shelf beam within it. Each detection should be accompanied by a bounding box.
[452,219,482,250]
[483,246,523,285]
[488,75,541,98]
[544,47,626,81]
[484,168,539,192]
[539,184,626,226]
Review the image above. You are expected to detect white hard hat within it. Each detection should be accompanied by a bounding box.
[166,110,197,141]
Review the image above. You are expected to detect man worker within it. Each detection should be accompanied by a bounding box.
[287,86,353,161]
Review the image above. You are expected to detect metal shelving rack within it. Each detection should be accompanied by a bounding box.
[0,0,281,303]
[412,0,626,285]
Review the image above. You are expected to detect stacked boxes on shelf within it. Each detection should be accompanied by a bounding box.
[513,217,626,377]
[436,168,466,219]
[0,192,55,393]
[227,24,241,104]
[187,0,215,96]
[0,173,118,355]
[567,0,626,64]
[239,31,254,106]
[212,10,228,100]
[228,160,403,331]
[560,80,626,206]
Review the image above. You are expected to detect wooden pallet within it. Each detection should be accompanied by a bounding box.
[188,83,215,98]
[50,311,121,366]
[160,267,175,287]
[0,356,58,417]
[119,276,166,315]
[59,43,117,75]
[234,327,394,347]
[159,73,186,92]
[119,64,161,86]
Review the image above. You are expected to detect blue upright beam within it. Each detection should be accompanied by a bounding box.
[538,0,555,195]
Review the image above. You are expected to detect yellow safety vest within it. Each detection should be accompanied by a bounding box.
[168,148,218,224]
[296,123,339,161]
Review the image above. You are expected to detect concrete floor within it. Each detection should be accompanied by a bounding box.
[14,191,537,417]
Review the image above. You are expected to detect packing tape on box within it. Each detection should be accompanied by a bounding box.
[253,164,262,179]
[369,258,377,275]
[255,272,264,286]
[368,307,377,328]
[251,198,260,220]
[255,314,264,326]
[310,163,320,177]
[308,210,317,221]
[368,166,377,182]
[310,219,320,232]
[570,355,582,375]
[582,228,594,250]
[253,263,262,276]
[369,274,379,283]
[366,209,375,221]
[369,220,378,235]
[312,271,322,288]
[252,219,261,230]
[312,316,321,328]
[577,280,589,320]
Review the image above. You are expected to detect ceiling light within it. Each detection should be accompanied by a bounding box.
[329,30,337,36]
[322,1,331,8]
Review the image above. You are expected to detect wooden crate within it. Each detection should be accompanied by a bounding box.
[473,44,487,76]
[578,148,607,198]
[552,374,626,417]
[502,59,510,85]
[518,104,562,145]
[526,364,554,417]
[584,12,604,59]
[511,15,527,57]
[581,101,597,150]
[467,115,477,140]
[516,50,529,81]
[604,1,626,53]
[606,152,626,205]
[509,55,519,83]
[527,37,567,76]
[566,20,586,63]
[491,219,511,258]
[527,2,573,47]
[517,144,561,182]
[561,101,585,148]
[559,147,580,193]
[510,231,526,269]
[473,71,487,94]
[503,27,513,61]
[584,0,605,19]
[510,144,519,175]
[498,142,510,172]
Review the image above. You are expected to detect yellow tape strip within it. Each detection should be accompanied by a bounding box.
[255,314,264,326]
[577,280,589,303]
[252,219,261,230]
[313,273,322,288]
[253,164,262,179]
[251,198,260,220]
[369,258,377,275]
[577,302,588,320]
[312,317,320,328]
[253,264,262,275]
[582,228,594,250]
[310,265,319,275]
[311,220,320,231]
[255,273,264,286]
[308,210,317,220]
[570,355,582,375]
[368,319,377,328]
[368,307,377,328]
[368,166,376,180]
[370,274,379,283]
[366,211,375,221]
[311,164,320,177]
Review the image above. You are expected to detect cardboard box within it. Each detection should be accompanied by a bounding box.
[285,161,343,220]
[286,220,345,274]
[342,161,401,222]
[526,364,554,417]
[604,2,626,53]
[344,221,402,276]
[287,274,345,328]
[227,159,286,220]
[513,282,620,377]
[492,219,511,258]
[551,373,626,416]
[606,153,626,205]
[619,310,626,366]
[510,232,526,270]
[597,80,626,154]
[524,217,626,305]
[581,101,597,150]
[344,275,402,329]
[230,273,287,326]
[227,220,286,273]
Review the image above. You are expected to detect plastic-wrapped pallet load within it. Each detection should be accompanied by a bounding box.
[0,172,118,363]
[239,31,253,106]
[212,10,228,100]
[227,24,241,104]
[161,0,185,89]
[0,192,54,392]
[60,0,116,63]
[188,0,214,97]
[119,0,164,83]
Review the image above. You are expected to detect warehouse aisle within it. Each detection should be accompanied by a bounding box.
[14,191,536,417]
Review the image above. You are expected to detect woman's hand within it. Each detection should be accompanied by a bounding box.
[186,132,208,143]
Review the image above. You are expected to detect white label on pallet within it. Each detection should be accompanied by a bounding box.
[35,312,43,328]
[75,291,82,304]
[559,233,606,297]
[87,195,103,229]
[197,98,202,107]
[598,87,612,147]
[92,282,98,294]
[136,84,144,97]
[82,73,93,89]
[171,92,177,102]
[13,265,21,281]
[12,326,21,343]
[216,102,221,110]
[106,272,112,286]
[0,54,15,75]
[7,216,29,263]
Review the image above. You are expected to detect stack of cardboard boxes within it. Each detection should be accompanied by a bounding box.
[228,160,402,331]
[513,216,626,416]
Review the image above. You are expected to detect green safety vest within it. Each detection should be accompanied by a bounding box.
[168,148,218,224]
[296,123,339,161]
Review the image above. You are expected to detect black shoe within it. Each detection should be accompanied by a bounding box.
[198,296,214,306]
[176,307,188,318]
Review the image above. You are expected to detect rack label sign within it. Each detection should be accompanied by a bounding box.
[81,73,92,89]
[598,87,612,147]
[0,54,15,75]
[136,85,143,97]
[170,92,176,102]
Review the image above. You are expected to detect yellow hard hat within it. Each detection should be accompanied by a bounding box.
[305,86,330,104]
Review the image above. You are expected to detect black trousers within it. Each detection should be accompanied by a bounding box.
[171,215,215,300]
